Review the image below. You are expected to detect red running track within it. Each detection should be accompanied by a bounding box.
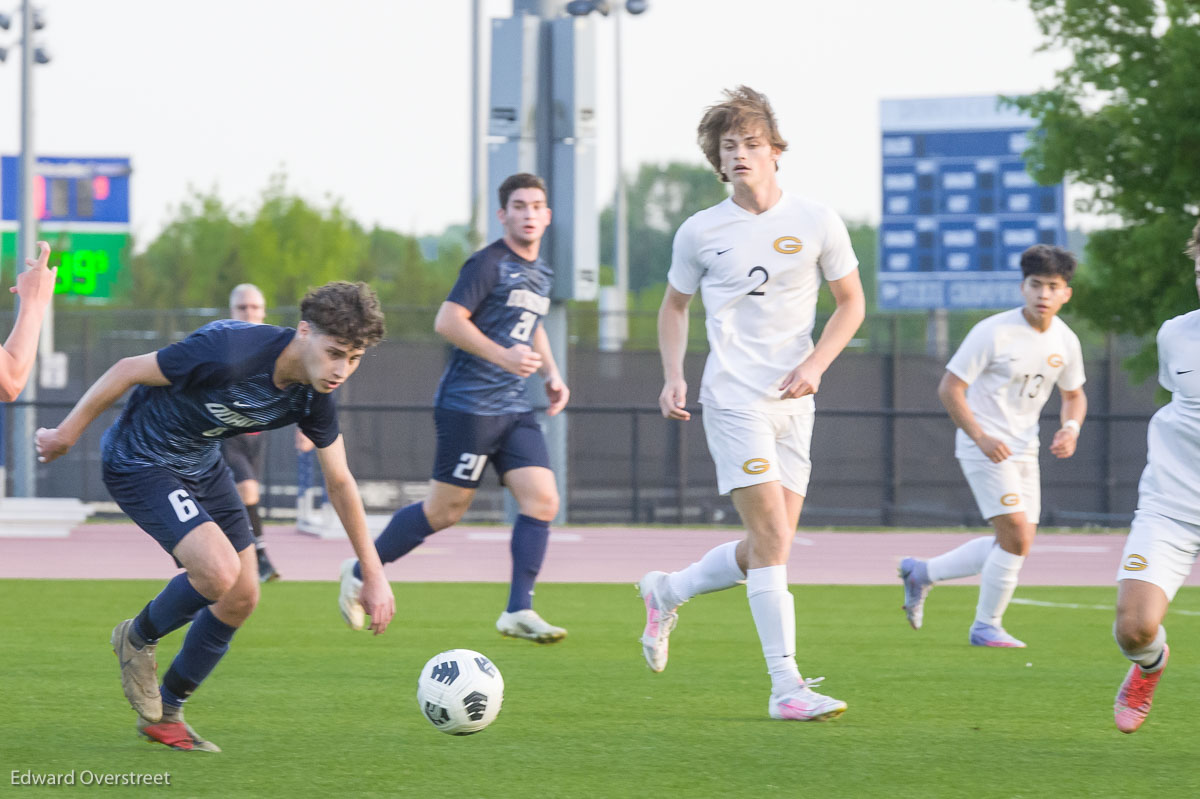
[3,523,1194,588]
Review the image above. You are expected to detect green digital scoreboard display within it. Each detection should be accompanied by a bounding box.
[1,231,129,299]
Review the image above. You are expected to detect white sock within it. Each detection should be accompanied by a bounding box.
[927,536,995,582]
[974,548,1025,627]
[1116,624,1167,672]
[746,565,800,694]
[667,541,744,604]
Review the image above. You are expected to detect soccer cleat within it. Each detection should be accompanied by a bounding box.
[338,558,365,631]
[496,609,567,643]
[769,677,848,721]
[138,712,221,753]
[1114,645,1169,734]
[638,571,678,673]
[898,556,932,630]
[111,619,162,723]
[968,622,1026,648]
[257,551,281,583]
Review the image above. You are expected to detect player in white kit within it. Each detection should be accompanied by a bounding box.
[1110,219,1200,733]
[640,86,865,721]
[898,244,1087,647]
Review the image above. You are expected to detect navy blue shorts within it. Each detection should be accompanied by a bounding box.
[103,460,254,556]
[432,408,550,488]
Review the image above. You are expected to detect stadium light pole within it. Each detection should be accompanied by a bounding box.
[469,0,489,249]
[2,3,51,498]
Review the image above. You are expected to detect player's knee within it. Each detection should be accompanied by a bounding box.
[425,499,469,531]
[519,490,558,522]
[1113,609,1156,651]
[223,583,260,623]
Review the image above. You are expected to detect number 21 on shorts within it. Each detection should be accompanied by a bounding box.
[453,453,489,482]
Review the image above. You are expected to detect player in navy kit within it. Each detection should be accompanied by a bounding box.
[36,281,395,752]
[339,173,570,643]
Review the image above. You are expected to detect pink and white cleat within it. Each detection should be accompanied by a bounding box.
[638,571,678,673]
[769,677,847,721]
[1114,645,1169,734]
[969,622,1026,648]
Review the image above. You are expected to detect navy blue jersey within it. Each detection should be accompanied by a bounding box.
[434,239,553,415]
[101,320,340,477]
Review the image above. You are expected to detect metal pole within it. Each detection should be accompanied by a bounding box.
[469,0,489,249]
[12,0,39,497]
[613,7,628,298]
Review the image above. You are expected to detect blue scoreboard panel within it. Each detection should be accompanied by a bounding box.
[878,97,1065,310]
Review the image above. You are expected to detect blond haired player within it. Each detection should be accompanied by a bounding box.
[641,86,865,721]
[900,244,1087,647]
[1110,218,1200,733]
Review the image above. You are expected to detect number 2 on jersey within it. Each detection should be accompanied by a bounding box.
[510,311,536,342]
[747,266,769,296]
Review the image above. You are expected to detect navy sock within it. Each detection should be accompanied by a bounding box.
[507,515,550,613]
[132,573,213,645]
[160,607,238,708]
[354,502,434,580]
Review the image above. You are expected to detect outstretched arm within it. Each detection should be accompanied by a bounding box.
[657,285,693,420]
[433,301,542,377]
[1,241,57,401]
[35,352,169,463]
[316,436,395,635]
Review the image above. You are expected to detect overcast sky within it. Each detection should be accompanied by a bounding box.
[0,0,1072,247]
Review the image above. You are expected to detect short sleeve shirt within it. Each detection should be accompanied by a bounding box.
[1137,310,1200,523]
[667,193,859,413]
[946,308,1086,462]
[101,320,340,477]
[434,239,554,415]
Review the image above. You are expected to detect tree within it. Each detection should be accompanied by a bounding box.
[1011,0,1200,378]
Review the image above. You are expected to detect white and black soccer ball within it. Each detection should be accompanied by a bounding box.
[416,649,504,735]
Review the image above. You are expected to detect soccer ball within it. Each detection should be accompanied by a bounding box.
[416,649,504,735]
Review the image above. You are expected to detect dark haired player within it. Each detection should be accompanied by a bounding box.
[900,245,1087,647]
[36,281,395,752]
[339,173,570,643]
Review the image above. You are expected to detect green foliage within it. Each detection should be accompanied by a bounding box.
[126,174,468,312]
[599,162,730,295]
[1010,0,1200,380]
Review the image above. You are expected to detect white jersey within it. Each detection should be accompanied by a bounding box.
[667,192,859,413]
[1137,309,1200,524]
[946,307,1085,462]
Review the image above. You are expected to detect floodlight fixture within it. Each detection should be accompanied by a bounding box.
[33,46,49,64]
[0,46,7,63]
[0,12,10,30]
[565,0,610,16]
[33,8,45,30]
[626,0,648,13]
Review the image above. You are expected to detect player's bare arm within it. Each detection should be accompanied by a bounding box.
[1,241,57,401]
[35,352,171,463]
[317,435,395,635]
[1050,385,1087,459]
[780,271,866,399]
[657,284,693,420]
[434,300,542,377]
[938,370,1011,463]
[531,325,569,416]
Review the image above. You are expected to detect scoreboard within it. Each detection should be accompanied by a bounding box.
[877,97,1065,310]
[0,155,131,300]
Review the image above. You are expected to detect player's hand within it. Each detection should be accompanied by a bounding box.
[359,573,395,636]
[1050,426,1078,459]
[974,433,1012,463]
[11,241,56,306]
[779,358,823,399]
[658,378,690,420]
[500,344,542,378]
[35,426,73,463]
[543,374,570,416]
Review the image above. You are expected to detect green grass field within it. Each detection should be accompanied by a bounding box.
[2,580,1197,798]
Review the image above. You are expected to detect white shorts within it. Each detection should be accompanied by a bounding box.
[1116,508,1200,601]
[959,458,1041,523]
[702,406,814,496]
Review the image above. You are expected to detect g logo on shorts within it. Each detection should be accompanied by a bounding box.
[1047,353,1064,368]
[773,236,803,254]
[742,458,771,475]
[1000,493,1020,507]
[1123,554,1148,572]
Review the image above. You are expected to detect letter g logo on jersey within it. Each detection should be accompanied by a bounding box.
[1123,554,1148,572]
[1000,493,1020,507]
[742,458,771,475]
[1047,354,1064,368]
[773,236,803,254]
